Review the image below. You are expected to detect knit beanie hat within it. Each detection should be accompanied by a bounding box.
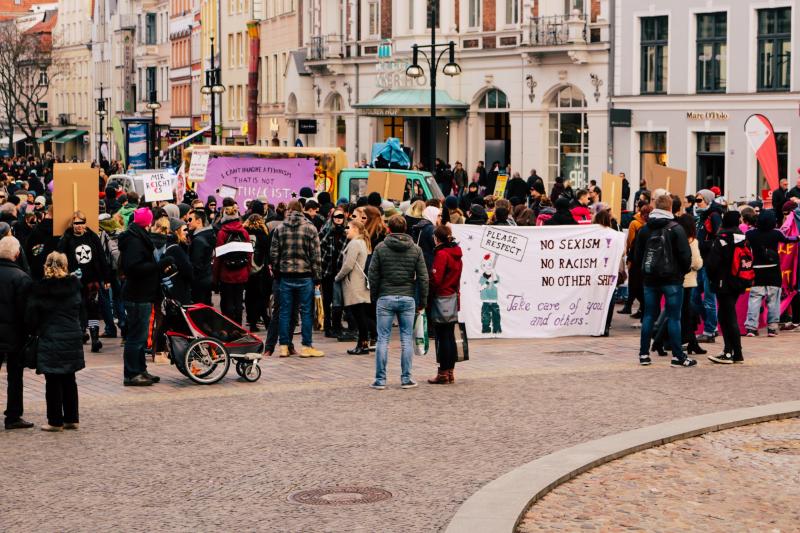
[696,189,715,206]
[163,203,180,219]
[133,207,153,228]
[299,187,314,199]
[721,210,741,229]
[444,195,459,210]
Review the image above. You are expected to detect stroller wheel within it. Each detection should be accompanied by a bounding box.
[242,364,261,382]
[183,337,230,385]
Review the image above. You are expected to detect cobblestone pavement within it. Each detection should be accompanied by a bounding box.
[2,311,800,532]
[518,417,800,532]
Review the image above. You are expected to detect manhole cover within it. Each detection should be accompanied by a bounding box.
[545,350,602,357]
[288,487,392,506]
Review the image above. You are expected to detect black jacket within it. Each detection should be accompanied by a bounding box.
[544,208,578,226]
[745,212,796,287]
[634,215,692,287]
[411,219,436,271]
[119,223,160,303]
[772,187,788,224]
[57,227,110,285]
[161,237,193,304]
[26,275,85,374]
[706,228,747,295]
[505,177,529,203]
[0,259,33,353]
[697,204,723,258]
[189,225,215,290]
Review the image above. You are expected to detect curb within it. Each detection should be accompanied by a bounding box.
[445,400,800,533]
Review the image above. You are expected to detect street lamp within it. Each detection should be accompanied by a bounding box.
[95,82,107,165]
[405,2,460,174]
[146,89,161,168]
[201,36,225,145]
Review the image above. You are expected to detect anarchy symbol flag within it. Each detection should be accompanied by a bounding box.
[744,114,780,191]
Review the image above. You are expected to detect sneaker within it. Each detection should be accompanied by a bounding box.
[639,354,652,366]
[671,357,697,367]
[630,310,643,320]
[708,352,734,364]
[401,380,418,389]
[745,329,758,337]
[696,333,716,343]
[299,346,325,358]
[617,307,632,315]
[779,322,797,331]
[143,371,161,383]
[4,418,34,430]
[767,328,778,337]
[279,345,290,357]
[370,381,386,390]
[123,374,154,386]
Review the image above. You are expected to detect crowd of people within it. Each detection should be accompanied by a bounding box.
[2,151,800,431]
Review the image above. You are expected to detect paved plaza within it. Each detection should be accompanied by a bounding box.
[2,311,800,532]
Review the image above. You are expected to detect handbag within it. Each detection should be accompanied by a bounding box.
[455,322,470,362]
[354,261,370,291]
[431,293,459,324]
[23,335,38,370]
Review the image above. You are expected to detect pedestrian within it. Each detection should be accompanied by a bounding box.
[186,209,215,305]
[154,217,193,305]
[98,213,125,338]
[634,194,695,367]
[452,161,467,195]
[505,172,528,203]
[427,225,462,384]
[486,161,501,195]
[693,188,724,344]
[269,200,324,358]
[772,178,789,226]
[459,182,480,212]
[367,215,429,389]
[619,201,652,317]
[26,252,84,431]
[411,206,438,270]
[594,210,624,337]
[678,213,706,355]
[24,204,58,280]
[243,214,271,331]
[0,237,33,430]
[544,197,578,226]
[118,207,161,386]
[707,210,751,364]
[320,207,348,338]
[466,204,488,225]
[336,220,373,355]
[212,206,251,325]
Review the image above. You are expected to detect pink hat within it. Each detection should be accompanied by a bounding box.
[132,207,153,228]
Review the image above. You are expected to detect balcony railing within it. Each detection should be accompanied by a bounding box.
[530,14,587,46]
[308,34,344,61]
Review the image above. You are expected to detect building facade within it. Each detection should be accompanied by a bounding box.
[169,0,197,142]
[135,0,171,160]
[611,0,799,203]
[219,0,251,144]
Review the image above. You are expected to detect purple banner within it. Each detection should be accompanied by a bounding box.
[195,156,316,206]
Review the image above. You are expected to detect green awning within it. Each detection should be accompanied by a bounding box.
[353,89,469,118]
[53,129,87,143]
[36,129,66,143]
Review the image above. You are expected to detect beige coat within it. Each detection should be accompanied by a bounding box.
[683,238,703,288]
[336,238,371,306]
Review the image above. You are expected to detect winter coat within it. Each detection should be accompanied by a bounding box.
[320,223,347,279]
[212,220,252,285]
[707,227,748,295]
[118,223,160,303]
[189,225,215,291]
[115,204,136,229]
[746,212,797,287]
[57,227,110,285]
[269,210,322,281]
[626,213,646,253]
[368,232,429,303]
[403,215,423,235]
[772,187,788,225]
[161,237,193,304]
[0,259,32,353]
[504,177,529,203]
[683,239,703,289]
[411,219,436,270]
[24,218,59,280]
[26,275,85,375]
[544,208,578,226]
[335,238,371,306]
[430,243,462,298]
[535,207,555,226]
[634,213,692,287]
[571,205,592,224]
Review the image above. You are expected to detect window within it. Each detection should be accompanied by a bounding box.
[506,0,519,25]
[479,89,509,110]
[383,117,404,140]
[146,67,157,99]
[368,2,379,37]
[145,13,157,45]
[228,34,234,66]
[697,133,726,190]
[272,53,278,103]
[757,8,791,91]
[639,132,667,183]
[427,0,439,29]
[38,102,48,124]
[564,0,583,15]
[468,0,480,28]
[757,132,788,194]
[696,12,727,92]
[409,1,414,30]
[640,16,668,94]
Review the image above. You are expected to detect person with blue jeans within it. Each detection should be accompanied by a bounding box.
[269,200,324,358]
[634,194,696,367]
[368,215,429,389]
[693,189,723,342]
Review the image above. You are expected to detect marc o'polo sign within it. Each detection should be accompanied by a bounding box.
[686,111,729,120]
[481,226,528,262]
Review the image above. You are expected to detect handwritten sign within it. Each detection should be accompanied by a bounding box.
[196,156,315,205]
[188,146,210,182]
[142,171,176,202]
[480,226,528,262]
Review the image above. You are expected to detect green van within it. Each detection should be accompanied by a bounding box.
[338,168,444,203]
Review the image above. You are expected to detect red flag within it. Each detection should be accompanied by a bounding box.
[744,114,780,191]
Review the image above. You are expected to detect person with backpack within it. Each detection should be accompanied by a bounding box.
[212,206,252,325]
[693,189,724,343]
[634,194,694,367]
[706,210,754,364]
[98,213,125,338]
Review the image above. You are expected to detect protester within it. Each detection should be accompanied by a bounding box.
[678,213,706,355]
[594,210,623,337]
[155,217,193,305]
[0,237,33,429]
[772,178,789,226]
[544,197,578,226]
[336,220,372,355]
[535,197,555,226]
[466,204,488,225]
[505,172,528,204]
[368,215,428,389]
[619,201,652,317]
[320,207,348,338]
[26,252,85,431]
[24,205,58,280]
[269,200,324,358]
[427,225,462,384]
[694,188,723,343]
[243,214,270,331]
[98,213,125,338]
[452,161,467,194]
[634,194,695,367]
[412,206,438,269]
[187,209,215,305]
[549,177,565,204]
[212,206,251,324]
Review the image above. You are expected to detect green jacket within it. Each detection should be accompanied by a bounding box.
[368,233,428,303]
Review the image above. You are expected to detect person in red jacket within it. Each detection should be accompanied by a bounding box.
[428,224,463,384]
[212,206,252,325]
[570,189,593,224]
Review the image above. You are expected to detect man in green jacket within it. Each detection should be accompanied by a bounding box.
[368,215,429,389]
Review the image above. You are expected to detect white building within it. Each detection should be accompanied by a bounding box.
[286,0,611,190]
[611,0,799,203]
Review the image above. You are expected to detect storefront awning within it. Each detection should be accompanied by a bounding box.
[166,126,210,151]
[0,133,26,145]
[36,129,66,143]
[353,89,469,118]
[53,129,87,144]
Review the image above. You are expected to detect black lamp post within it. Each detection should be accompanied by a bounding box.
[405,3,461,174]
[95,82,107,164]
[201,36,225,145]
[146,89,161,168]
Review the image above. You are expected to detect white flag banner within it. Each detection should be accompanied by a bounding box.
[450,224,626,339]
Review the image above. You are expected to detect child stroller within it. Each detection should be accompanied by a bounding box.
[162,298,265,384]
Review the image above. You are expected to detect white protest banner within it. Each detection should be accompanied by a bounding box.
[451,225,626,338]
[142,171,176,202]
[188,146,210,182]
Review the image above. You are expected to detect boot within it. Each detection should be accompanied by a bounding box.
[427,369,449,384]
[90,326,103,353]
[447,369,455,384]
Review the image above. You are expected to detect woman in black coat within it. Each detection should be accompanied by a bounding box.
[26,252,85,432]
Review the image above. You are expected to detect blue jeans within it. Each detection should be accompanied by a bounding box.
[691,267,718,335]
[279,277,314,347]
[123,301,152,379]
[745,286,781,329]
[374,296,416,385]
[640,284,685,359]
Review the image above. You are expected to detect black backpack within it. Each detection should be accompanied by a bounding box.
[222,231,250,270]
[642,222,678,277]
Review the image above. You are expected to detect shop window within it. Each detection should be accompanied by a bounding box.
[383,117,404,141]
[757,8,791,91]
[639,132,667,186]
[757,132,788,195]
[640,16,668,94]
[696,12,727,93]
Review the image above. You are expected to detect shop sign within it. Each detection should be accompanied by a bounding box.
[686,111,729,121]
[610,109,632,127]
[298,119,317,134]
[375,39,427,89]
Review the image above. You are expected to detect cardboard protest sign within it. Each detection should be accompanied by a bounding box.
[367,170,406,201]
[196,156,315,205]
[493,174,508,198]
[188,146,210,182]
[52,163,100,235]
[601,172,623,222]
[142,171,176,202]
[648,164,687,196]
